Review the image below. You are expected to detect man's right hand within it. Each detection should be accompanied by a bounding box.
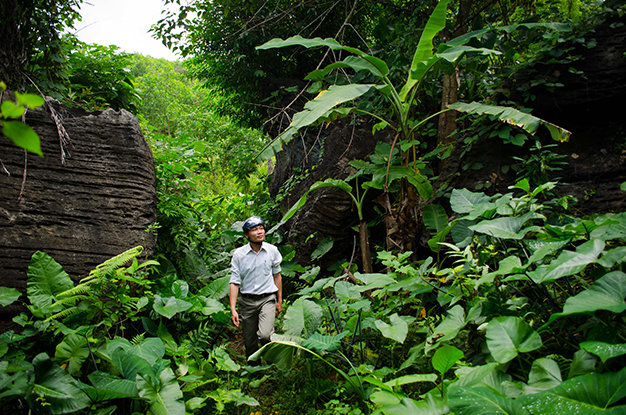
[231,311,240,327]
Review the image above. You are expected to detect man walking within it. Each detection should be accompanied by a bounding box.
[229,216,282,360]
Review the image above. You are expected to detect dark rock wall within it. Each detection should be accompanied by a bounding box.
[0,99,157,294]
[269,121,384,263]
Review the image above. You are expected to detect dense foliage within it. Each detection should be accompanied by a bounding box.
[0,0,624,413]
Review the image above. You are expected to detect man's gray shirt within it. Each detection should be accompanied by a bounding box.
[230,242,282,295]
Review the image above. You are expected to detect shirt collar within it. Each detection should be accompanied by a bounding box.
[244,242,265,253]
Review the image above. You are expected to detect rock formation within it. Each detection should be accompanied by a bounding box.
[0,97,157,298]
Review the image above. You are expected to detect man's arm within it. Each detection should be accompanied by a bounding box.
[229,283,240,327]
[273,273,282,316]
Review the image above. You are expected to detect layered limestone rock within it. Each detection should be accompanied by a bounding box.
[0,98,157,296]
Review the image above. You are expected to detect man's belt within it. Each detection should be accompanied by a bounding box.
[240,291,276,299]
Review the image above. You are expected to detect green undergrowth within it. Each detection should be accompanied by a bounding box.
[0,179,623,414]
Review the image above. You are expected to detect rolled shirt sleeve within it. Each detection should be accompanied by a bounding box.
[230,253,241,285]
[272,248,282,274]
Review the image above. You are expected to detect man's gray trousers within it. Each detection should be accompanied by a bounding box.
[239,293,276,358]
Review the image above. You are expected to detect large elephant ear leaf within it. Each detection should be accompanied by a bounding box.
[519,367,626,413]
[27,251,74,316]
[580,341,626,364]
[137,367,184,415]
[485,316,542,364]
[448,385,523,414]
[283,297,322,338]
[32,353,91,414]
[547,271,626,326]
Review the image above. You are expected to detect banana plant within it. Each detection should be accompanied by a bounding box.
[255,1,570,160]
[256,0,571,251]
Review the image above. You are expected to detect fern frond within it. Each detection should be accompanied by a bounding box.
[90,246,144,278]
[131,333,145,345]
[46,306,80,322]
[186,321,214,352]
[50,296,86,308]
[56,282,92,298]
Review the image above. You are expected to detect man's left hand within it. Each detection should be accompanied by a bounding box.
[275,302,282,316]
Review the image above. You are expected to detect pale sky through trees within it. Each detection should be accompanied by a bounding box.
[75,0,179,60]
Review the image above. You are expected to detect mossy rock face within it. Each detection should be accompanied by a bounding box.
[0,98,157,300]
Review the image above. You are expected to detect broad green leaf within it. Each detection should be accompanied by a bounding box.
[153,295,193,319]
[469,212,541,240]
[283,297,322,338]
[257,84,375,161]
[448,385,524,414]
[257,35,368,59]
[558,271,626,316]
[486,316,542,364]
[401,0,452,99]
[86,371,138,400]
[137,367,184,415]
[196,296,225,315]
[171,280,189,299]
[1,100,25,118]
[450,188,490,214]
[32,353,91,414]
[15,91,44,108]
[437,45,501,62]
[311,237,333,260]
[370,391,445,415]
[110,348,152,380]
[131,337,165,366]
[519,368,626,414]
[275,178,352,229]
[0,286,21,306]
[525,358,562,394]
[301,332,347,352]
[207,388,259,412]
[477,255,524,287]
[305,55,389,80]
[334,281,361,301]
[374,313,411,344]
[299,266,320,284]
[597,246,626,268]
[55,334,89,376]
[589,213,626,241]
[2,120,43,156]
[212,346,240,372]
[449,101,571,142]
[454,363,499,387]
[250,336,362,397]
[423,204,448,232]
[257,35,345,50]
[432,345,464,375]
[451,219,475,248]
[27,251,74,316]
[529,239,606,284]
[580,341,626,363]
[354,272,397,291]
[384,373,438,388]
[248,336,299,370]
[568,349,597,379]
[525,239,570,265]
[366,165,433,200]
[426,304,466,348]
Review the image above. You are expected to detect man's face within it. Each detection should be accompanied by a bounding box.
[246,225,265,243]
